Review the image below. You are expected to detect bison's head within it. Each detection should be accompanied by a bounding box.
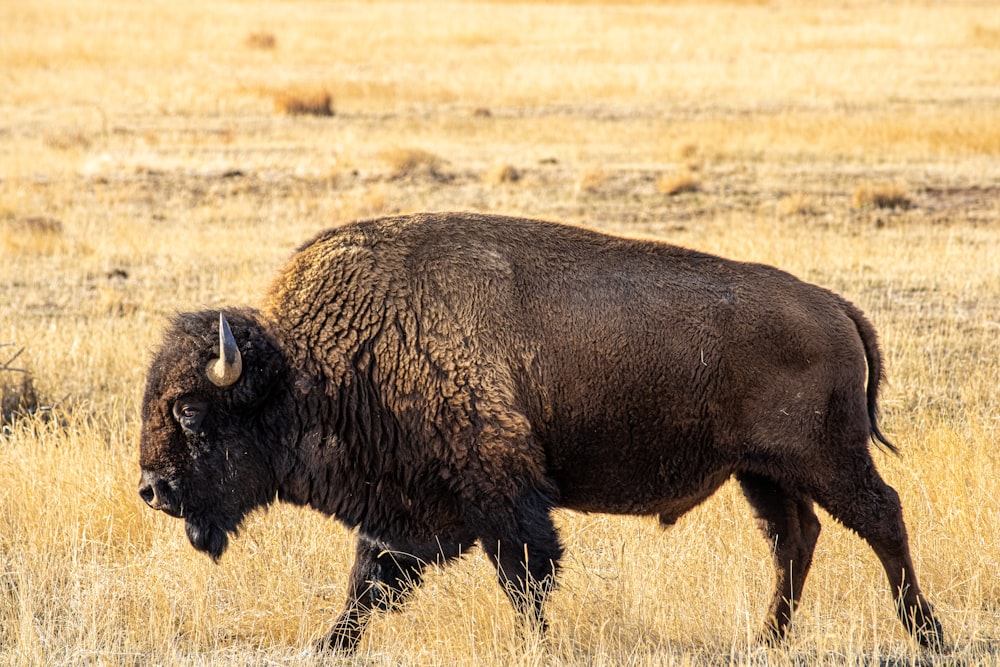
[138,310,287,560]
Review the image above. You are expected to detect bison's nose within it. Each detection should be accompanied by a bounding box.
[139,469,180,516]
[138,482,156,506]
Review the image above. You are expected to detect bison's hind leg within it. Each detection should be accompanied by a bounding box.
[737,472,821,644]
[810,450,944,650]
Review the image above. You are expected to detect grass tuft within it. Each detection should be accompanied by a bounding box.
[675,142,701,170]
[43,130,92,152]
[380,147,450,181]
[1,216,65,254]
[483,162,521,185]
[0,346,53,431]
[245,31,277,50]
[970,23,1000,48]
[273,87,334,117]
[1,372,39,430]
[574,168,608,194]
[852,182,912,210]
[657,169,701,196]
[777,192,818,217]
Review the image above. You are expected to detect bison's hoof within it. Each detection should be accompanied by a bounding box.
[317,636,355,655]
[916,619,946,652]
[318,625,363,654]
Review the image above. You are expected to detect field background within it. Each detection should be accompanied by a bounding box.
[1,0,999,664]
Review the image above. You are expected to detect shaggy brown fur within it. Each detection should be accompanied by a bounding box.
[138,212,943,652]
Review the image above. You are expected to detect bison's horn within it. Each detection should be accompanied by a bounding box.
[206,313,242,387]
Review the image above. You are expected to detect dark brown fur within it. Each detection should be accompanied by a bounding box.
[138,212,943,651]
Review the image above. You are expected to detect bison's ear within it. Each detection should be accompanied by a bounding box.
[226,319,286,408]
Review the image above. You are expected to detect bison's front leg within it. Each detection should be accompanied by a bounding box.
[322,534,471,653]
[477,486,564,636]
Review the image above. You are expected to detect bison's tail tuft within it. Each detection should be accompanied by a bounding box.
[844,301,900,456]
[869,410,898,456]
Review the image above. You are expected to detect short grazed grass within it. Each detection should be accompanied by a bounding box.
[1,0,998,665]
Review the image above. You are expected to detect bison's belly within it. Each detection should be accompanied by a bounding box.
[548,441,735,517]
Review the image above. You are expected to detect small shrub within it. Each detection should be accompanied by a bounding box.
[574,169,607,194]
[333,186,392,223]
[852,182,912,210]
[380,147,449,181]
[777,192,817,217]
[675,142,699,162]
[1,346,42,431]
[483,162,520,185]
[273,88,334,117]
[1,373,39,430]
[245,31,277,50]
[1,216,64,254]
[970,23,1000,48]
[668,142,704,171]
[44,130,92,151]
[656,169,701,196]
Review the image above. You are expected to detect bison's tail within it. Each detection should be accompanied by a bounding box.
[844,301,899,456]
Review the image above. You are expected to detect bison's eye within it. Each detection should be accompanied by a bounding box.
[172,397,208,435]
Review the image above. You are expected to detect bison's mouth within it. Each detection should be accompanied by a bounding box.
[157,504,183,519]
[185,519,231,561]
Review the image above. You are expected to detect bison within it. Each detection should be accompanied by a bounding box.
[138,212,943,652]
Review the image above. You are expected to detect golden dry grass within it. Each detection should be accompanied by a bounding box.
[1,0,999,665]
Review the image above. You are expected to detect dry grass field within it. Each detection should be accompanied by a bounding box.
[1,0,999,664]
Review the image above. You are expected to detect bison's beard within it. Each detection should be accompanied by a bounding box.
[185,519,231,562]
